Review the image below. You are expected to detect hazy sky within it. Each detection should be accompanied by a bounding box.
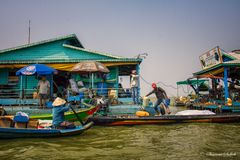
[0,0,240,96]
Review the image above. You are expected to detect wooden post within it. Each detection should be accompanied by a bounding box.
[224,67,229,101]
[91,73,94,89]
[136,64,140,103]
[20,75,23,99]
[115,67,119,98]
[51,75,53,97]
[25,75,27,99]
[197,78,199,95]
[177,85,179,97]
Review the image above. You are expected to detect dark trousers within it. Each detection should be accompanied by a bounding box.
[154,98,163,113]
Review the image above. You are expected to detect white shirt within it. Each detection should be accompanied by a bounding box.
[38,80,50,94]
[131,74,139,88]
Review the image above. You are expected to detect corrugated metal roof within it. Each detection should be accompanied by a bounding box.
[223,59,240,65]
[193,63,222,76]
[227,52,240,60]
[221,52,236,60]
[0,34,142,65]
[0,34,83,54]
[193,60,240,76]
[63,44,123,59]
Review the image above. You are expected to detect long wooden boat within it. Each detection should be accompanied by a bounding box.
[3,103,99,122]
[0,122,93,139]
[88,114,240,126]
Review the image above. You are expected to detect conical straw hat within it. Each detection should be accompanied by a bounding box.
[52,97,66,107]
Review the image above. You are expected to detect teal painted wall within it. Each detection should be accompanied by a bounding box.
[0,69,8,84]
[18,75,53,97]
[21,75,38,90]
[18,75,38,96]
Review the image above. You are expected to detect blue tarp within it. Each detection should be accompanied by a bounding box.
[16,64,57,76]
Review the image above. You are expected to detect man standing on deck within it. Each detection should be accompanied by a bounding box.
[130,70,139,104]
[145,83,170,115]
[37,76,50,108]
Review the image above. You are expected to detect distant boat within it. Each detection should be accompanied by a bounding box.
[174,96,188,106]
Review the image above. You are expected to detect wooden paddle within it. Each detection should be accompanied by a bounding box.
[69,104,84,126]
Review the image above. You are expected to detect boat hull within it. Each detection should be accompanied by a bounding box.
[88,114,240,126]
[31,106,98,121]
[5,104,99,122]
[0,122,93,139]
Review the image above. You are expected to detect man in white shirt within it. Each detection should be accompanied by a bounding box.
[37,76,50,108]
[130,70,139,104]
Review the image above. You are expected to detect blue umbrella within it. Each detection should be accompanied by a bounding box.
[16,64,57,99]
[16,64,57,76]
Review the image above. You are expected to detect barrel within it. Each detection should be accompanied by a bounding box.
[142,96,150,107]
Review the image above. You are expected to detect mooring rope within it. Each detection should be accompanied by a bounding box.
[139,75,192,94]
[139,75,152,85]
[139,75,177,90]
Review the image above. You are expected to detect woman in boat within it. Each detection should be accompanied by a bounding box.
[146,83,170,115]
[52,97,75,129]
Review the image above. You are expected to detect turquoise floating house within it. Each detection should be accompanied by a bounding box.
[0,34,142,105]
[193,47,240,100]
[189,47,240,112]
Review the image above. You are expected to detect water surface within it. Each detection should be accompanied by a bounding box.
[0,106,239,160]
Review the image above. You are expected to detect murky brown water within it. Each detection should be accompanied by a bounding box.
[0,106,239,160]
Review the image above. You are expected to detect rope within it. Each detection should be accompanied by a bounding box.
[139,75,178,90]
[139,75,152,85]
[140,75,193,95]
[178,85,191,94]
[156,81,178,90]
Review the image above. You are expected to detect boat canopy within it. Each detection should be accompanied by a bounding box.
[176,79,208,85]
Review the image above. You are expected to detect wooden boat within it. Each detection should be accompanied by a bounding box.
[175,101,186,106]
[88,113,240,126]
[175,98,187,106]
[0,115,94,138]
[0,122,93,139]
[3,103,99,122]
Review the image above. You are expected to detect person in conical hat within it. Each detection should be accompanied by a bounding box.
[52,97,69,128]
[52,97,66,107]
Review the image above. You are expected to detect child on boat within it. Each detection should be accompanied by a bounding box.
[52,97,75,129]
